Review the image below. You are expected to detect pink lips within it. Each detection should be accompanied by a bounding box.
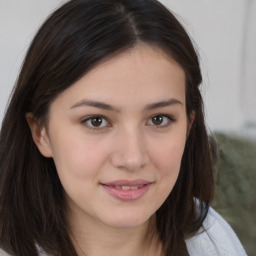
[101,180,152,201]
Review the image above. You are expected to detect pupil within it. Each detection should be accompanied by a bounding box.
[153,116,163,125]
[91,117,102,127]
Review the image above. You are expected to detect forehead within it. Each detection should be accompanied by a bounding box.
[51,44,186,110]
[86,44,185,83]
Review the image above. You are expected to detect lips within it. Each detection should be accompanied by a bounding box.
[101,180,152,201]
[109,185,144,190]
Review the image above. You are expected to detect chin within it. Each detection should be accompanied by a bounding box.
[102,210,154,229]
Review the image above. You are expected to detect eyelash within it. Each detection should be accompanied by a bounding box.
[146,114,175,128]
[81,114,175,130]
[81,115,110,130]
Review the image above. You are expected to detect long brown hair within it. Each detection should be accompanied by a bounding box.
[0,0,214,255]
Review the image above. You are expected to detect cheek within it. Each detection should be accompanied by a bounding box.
[152,136,186,176]
[50,136,108,203]
[49,132,108,180]
[148,135,186,209]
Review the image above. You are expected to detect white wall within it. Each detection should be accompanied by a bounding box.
[162,0,256,134]
[0,0,255,133]
[0,0,65,119]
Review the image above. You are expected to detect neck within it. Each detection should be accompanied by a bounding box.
[68,210,161,256]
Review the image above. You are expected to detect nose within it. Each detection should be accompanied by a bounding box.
[110,127,150,171]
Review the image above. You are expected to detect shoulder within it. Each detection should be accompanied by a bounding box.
[0,247,47,256]
[185,207,247,256]
[0,249,10,256]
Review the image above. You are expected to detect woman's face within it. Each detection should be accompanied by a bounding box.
[33,45,190,229]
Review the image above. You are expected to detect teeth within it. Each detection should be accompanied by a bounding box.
[112,185,144,190]
[122,186,130,190]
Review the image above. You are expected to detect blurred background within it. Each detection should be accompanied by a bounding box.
[0,0,255,255]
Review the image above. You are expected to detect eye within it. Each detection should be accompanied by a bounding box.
[147,114,174,127]
[82,115,110,129]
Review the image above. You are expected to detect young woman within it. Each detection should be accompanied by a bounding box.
[0,0,247,255]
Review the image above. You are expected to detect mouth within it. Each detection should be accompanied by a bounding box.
[100,180,152,201]
[107,185,144,190]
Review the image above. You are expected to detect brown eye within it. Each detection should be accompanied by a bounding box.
[91,117,103,127]
[152,115,164,125]
[82,115,110,129]
[147,114,174,128]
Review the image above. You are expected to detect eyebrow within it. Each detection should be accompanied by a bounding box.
[143,98,183,111]
[70,99,120,112]
[70,98,183,112]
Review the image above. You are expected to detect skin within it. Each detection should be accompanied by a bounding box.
[27,44,193,256]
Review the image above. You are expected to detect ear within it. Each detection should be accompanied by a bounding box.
[26,113,53,158]
[187,111,195,137]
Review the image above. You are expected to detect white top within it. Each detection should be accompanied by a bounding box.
[185,207,247,256]
[0,208,247,256]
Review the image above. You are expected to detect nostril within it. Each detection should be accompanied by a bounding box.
[109,150,149,171]
[109,130,149,170]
